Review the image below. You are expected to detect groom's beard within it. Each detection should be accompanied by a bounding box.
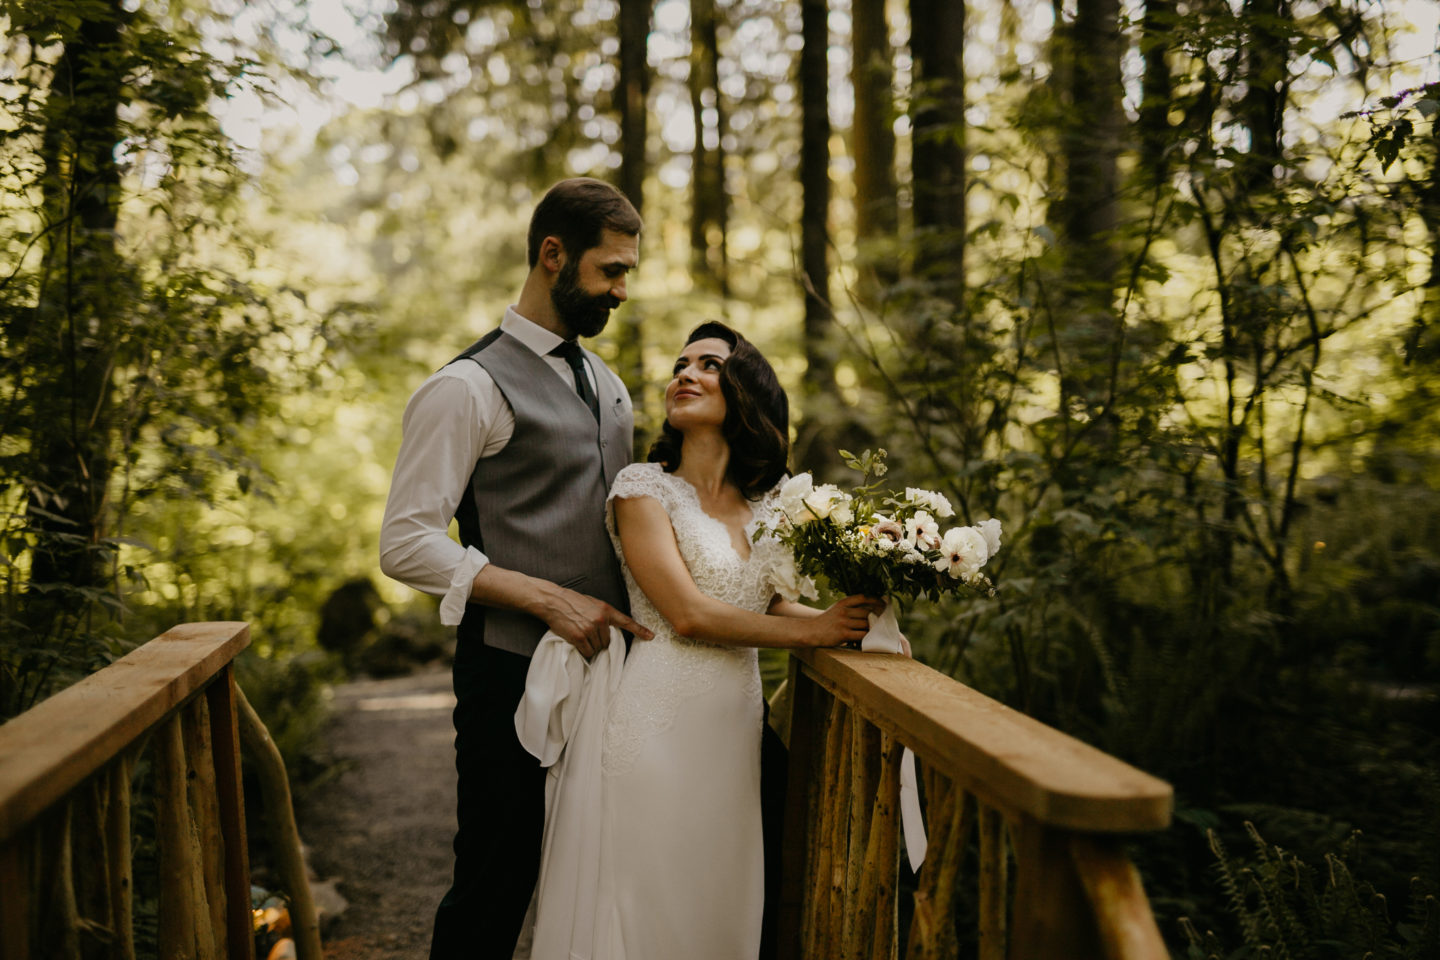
[552,260,619,339]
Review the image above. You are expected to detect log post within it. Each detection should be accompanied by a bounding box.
[183,694,229,944]
[36,800,80,958]
[106,754,136,960]
[0,836,30,960]
[823,701,853,957]
[806,694,845,955]
[73,774,112,960]
[207,667,254,960]
[155,717,200,960]
[777,661,817,960]
[1007,815,1102,960]
[236,686,320,960]
[870,732,902,960]
[1070,835,1169,959]
[978,803,1008,960]
[843,714,880,954]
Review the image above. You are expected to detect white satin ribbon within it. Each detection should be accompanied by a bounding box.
[861,605,927,871]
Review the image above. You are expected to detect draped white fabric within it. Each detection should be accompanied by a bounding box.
[515,629,625,960]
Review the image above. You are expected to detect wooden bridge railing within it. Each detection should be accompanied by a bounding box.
[0,622,319,960]
[778,648,1174,960]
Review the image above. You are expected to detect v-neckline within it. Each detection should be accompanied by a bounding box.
[670,471,757,563]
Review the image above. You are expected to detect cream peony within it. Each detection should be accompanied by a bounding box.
[976,517,1003,558]
[905,487,955,519]
[754,537,818,602]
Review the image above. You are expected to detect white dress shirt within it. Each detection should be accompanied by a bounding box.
[379,307,611,625]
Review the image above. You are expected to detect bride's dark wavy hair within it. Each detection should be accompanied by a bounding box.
[647,321,790,499]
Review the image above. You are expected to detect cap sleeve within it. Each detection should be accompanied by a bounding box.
[606,462,680,545]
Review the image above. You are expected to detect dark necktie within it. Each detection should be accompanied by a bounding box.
[551,340,600,423]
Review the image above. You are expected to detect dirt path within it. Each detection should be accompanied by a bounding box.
[297,666,458,960]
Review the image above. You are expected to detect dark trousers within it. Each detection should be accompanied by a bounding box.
[430,642,546,960]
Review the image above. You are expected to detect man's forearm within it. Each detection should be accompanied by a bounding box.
[467,563,562,620]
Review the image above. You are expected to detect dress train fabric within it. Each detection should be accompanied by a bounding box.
[514,629,625,960]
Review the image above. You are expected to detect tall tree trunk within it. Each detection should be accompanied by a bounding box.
[1138,0,1174,186]
[1412,104,1440,363]
[1052,0,1123,415]
[616,0,651,416]
[798,0,839,476]
[908,0,965,293]
[1239,0,1287,189]
[690,0,728,295]
[28,0,127,594]
[1059,0,1121,258]
[851,0,897,286]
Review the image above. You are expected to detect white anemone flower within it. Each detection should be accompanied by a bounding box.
[934,526,990,579]
[903,511,941,551]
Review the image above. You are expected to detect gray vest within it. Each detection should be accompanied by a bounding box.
[451,329,632,656]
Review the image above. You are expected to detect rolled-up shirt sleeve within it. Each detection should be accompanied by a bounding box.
[380,366,505,625]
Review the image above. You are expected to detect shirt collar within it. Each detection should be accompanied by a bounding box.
[501,306,572,358]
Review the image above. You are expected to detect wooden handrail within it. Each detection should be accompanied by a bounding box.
[0,622,251,842]
[796,649,1172,833]
[779,647,1174,960]
[0,622,317,960]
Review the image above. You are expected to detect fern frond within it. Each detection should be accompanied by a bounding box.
[1210,829,1265,945]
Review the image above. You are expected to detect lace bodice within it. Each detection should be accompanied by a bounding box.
[605,462,778,621]
[601,462,782,775]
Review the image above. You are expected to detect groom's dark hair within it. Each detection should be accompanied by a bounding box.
[649,321,790,500]
[527,178,643,267]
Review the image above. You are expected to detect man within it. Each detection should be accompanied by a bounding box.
[379,177,652,959]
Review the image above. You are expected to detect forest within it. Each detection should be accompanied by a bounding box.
[2,0,1439,954]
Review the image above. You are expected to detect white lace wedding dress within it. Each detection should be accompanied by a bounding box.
[593,461,778,959]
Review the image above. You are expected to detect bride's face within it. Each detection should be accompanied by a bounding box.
[665,337,731,431]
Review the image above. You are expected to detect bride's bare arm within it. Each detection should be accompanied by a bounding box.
[768,597,822,618]
[614,495,877,648]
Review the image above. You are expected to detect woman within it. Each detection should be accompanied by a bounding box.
[524,321,878,959]
[599,321,878,958]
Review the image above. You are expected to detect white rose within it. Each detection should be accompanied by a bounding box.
[830,500,855,526]
[906,487,955,519]
[933,526,989,579]
[976,517,1002,558]
[801,483,847,522]
[779,473,815,524]
[756,540,818,602]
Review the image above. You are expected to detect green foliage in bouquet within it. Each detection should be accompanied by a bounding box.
[754,449,1001,602]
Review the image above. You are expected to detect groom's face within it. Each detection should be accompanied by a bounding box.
[551,229,639,339]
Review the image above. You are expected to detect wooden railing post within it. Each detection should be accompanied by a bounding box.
[781,647,1173,960]
[106,753,138,960]
[206,665,254,960]
[1007,815,1102,960]
[0,837,29,960]
[0,623,297,960]
[978,804,1008,960]
[778,660,818,960]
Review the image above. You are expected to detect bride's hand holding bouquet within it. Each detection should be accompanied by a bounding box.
[754,448,1002,654]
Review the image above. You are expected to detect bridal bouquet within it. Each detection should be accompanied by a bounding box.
[753,449,1002,651]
